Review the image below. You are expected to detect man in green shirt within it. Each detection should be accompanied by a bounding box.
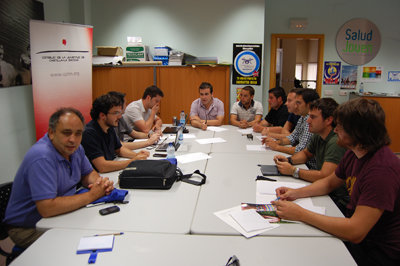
[273,98,346,182]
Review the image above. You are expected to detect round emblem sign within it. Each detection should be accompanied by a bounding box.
[336,18,381,65]
[234,50,260,76]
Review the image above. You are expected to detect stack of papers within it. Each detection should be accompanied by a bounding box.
[195,138,226,144]
[176,152,211,164]
[76,235,114,254]
[214,206,279,238]
[206,126,228,132]
[237,128,253,134]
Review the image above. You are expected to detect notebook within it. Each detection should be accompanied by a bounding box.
[76,235,114,254]
[155,126,183,152]
[259,165,280,176]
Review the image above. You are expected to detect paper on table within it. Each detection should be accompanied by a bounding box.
[77,235,114,253]
[207,126,228,132]
[176,152,211,164]
[168,134,196,140]
[195,137,226,144]
[256,181,306,195]
[230,209,272,232]
[237,128,253,134]
[214,205,279,238]
[246,145,269,151]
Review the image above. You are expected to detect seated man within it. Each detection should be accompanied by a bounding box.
[263,88,319,169]
[3,108,114,248]
[123,85,164,134]
[82,94,149,173]
[273,98,348,211]
[190,82,224,130]
[108,91,161,150]
[253,86,289,132]
[230,86,263,128]
[258,88,300,138]
[273,98,400,266]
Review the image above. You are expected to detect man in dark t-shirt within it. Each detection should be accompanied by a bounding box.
[272,98,400,266]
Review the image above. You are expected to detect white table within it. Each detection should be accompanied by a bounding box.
[11,228,356,266]
[191,152,344,237]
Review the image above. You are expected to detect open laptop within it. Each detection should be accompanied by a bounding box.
[162,115,189,134]
[155,126,183,152]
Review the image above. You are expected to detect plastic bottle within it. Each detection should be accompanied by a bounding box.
[359,82,364,95]
[178,130,184,144]
[179,110,185,126]
[166,143,175,159]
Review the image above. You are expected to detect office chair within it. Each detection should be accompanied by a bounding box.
[0,182,24,265]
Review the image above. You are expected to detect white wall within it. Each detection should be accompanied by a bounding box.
[265,0,400,104]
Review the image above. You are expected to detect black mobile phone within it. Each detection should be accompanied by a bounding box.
[153,153,167,158]
[99,205,120,216]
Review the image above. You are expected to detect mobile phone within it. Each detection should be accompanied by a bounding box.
[153,153,167,158]
[99,205,120,216]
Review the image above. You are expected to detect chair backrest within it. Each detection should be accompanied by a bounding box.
[0,182,13,240]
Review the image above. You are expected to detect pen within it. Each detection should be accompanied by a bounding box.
[256,175,277,182]
[86,202,106,208]
[94,232,124,237]
[274,197,281,201]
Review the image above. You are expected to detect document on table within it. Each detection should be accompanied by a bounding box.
[256,181,325,215]
[214,205,279,238]
[76,235,114,254]
[207,126,228,132]
[195,137,226,144]
[246,145,269,151]
[167,134,196,140]
[176,152,211,164]
[230,209,272,232]
[237,128,253,134]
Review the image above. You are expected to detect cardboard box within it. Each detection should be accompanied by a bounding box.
[96,46,123,56]
[126,45,148,62]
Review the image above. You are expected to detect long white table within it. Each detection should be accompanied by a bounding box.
[30,125,354,265]
[11,229,357,266]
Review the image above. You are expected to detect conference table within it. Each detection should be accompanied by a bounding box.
[23,125,355,265]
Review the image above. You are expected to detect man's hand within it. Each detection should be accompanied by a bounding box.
[148,132,161,145]
[200,122,207,130]
[272,200,304,221]
[252,123,264,133]
[134,150,150,160]
[263,137,280,150]
[151,103,160,115]
[261,127,270,136]
[275,160,295,176]
[88,177,114,197]
[239,120,249,128]
[275,186,299,201]
[273,155,288,163]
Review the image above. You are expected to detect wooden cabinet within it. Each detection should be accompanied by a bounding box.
[93,65,231,124]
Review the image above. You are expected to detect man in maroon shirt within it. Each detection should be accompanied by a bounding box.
[273,98,400,266]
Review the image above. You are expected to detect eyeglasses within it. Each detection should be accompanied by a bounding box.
[108,111,123,116]
[225,255,240,266]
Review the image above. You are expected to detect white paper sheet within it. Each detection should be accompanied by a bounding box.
[256,181,306,195]
[207,126,228,132]
[237,128,253,134]
[195,138,226,144]
[167,134,196,140]
[246,145,269,151]
[77,235,114,252]
[176,152,211,164]
[214,206,279,238]
[229,209,272,232]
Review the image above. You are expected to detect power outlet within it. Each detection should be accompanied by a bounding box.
[339,91,348,96]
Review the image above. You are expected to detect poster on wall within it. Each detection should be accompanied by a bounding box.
[340,65,358,90]
[361,66,382,82]
[232,44,262,85]
[323,61,341,85]
[30,20,93,139]
[0,0,44,88]
[388,71,400,82]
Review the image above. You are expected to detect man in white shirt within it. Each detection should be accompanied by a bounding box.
[230,86,263,128]
[123,85,164,134]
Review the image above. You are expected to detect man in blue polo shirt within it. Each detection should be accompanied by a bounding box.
[3,108,114,248]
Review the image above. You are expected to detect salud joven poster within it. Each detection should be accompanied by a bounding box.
[30,20,92,139]
[232,44,262,85]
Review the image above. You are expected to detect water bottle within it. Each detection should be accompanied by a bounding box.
[179,110,185,126]
[178,130,183,144]
[359,82,364,95]
[166,143,175,159]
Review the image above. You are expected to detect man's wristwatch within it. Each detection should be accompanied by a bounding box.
[292,167,300,178]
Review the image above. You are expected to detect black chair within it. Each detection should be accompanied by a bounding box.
[0,182,23,265]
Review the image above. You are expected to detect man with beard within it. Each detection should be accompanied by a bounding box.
[230,86,263,128]
[82,93,149,173]
[273,98,400,266]
[190,82,224,130]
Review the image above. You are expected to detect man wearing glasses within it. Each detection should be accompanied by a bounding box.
[190,82,225,130]
[82,93,149,173]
